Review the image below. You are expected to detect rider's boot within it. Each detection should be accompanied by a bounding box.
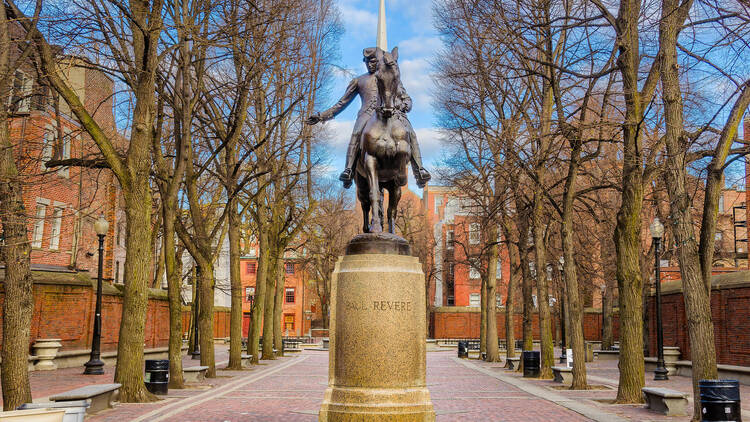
[408,129,431,188]
[339,135,359,189]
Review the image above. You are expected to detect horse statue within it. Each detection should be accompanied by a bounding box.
[354,47,410,234]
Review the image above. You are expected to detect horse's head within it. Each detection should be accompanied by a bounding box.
[375,47,400,119]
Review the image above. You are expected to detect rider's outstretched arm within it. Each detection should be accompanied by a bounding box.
[320,79,359,121]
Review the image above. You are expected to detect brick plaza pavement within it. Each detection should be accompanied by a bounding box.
[9,346,750,421]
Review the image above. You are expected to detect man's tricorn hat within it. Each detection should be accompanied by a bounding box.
[363,47,378,60]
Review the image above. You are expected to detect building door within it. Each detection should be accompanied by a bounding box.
[284,314,294,335]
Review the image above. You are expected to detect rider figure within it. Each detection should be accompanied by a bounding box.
[306,47,431,189]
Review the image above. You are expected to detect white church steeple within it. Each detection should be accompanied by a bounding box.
[376,0,387,50]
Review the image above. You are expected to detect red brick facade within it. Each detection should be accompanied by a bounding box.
[647,273,750,366]
[431,307,610,341]
[0,272,168,352]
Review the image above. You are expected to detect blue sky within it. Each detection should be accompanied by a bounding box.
[316,0,442,192]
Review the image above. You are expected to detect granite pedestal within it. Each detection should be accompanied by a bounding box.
[319,233,435,422]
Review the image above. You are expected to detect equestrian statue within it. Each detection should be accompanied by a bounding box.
[306,46,430,234]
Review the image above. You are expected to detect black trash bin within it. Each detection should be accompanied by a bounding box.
[457,341,468,358]
[522,351,540,378]
[700,379,741,421]
[145,359,169,395]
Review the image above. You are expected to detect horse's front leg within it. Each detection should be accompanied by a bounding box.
[387,183,401,234]
[364,155,382,233]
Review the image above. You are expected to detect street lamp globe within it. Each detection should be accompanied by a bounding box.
[649,217,664,240]
[94,214,109,236]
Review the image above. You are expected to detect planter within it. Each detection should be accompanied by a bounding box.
[33,339,62,371]
[663,347,680,376]
[0,409,66,422]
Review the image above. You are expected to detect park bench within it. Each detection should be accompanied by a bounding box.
[641,387,688,416]
[595,350,619,361]
[282,339,302,353]
[49,383,121,414]
[506,357,520,370]
[183,366,209,383]
[241,354,253,367]
[551,366,573,384]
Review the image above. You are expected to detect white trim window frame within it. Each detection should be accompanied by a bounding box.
[32,198,49,248]
[469,258,480,279]
[48,204,65,250]
[469,223,480,245]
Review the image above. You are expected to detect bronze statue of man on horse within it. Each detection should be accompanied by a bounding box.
[306,46,430,234]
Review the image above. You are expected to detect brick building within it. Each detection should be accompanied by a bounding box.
[239,247,316,337]
[5,49,121,281]
[423,185,511,308]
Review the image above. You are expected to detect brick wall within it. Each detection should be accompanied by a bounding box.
[0,269,168,352]
[181,307,231,339]
[646,271,750,366]
[431,306,609,341]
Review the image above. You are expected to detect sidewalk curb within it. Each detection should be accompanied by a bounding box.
[453,358,629,422]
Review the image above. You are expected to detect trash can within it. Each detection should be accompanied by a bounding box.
[699,379,741,421]
[145,359,169,395]
[457,341,469,358]
[522,350,540,378]
[18,400,89,422]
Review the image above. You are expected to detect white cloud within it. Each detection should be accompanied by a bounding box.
[399,57,433,111]
[397,36,442,58]
[413,127,442,166]
[338,1,377,42]
[320,119,355,150]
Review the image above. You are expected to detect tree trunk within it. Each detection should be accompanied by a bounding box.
[480,276,487,356]
[226,201,243,369]
[198,261,216,377]
[505,237,519,360]
[601,224,615,350]
[518,217,533,352]
[659,2,717,417]
[261,247,278,360]
[532,195,554,379]
[0,112,33,410]
[485,240,500,362]
[249,226,269,364]
[273,256,284,356]
[115,183,158,402]
[162,206,185,388]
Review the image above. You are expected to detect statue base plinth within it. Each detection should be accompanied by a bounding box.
[318,244,434,422]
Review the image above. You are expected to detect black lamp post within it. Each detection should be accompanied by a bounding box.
[84,214,109,375]
[558,256,567,364]
[192,265,201,360]
[650,217,668,381]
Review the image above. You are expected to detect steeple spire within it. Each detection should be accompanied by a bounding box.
[376,0,387,50]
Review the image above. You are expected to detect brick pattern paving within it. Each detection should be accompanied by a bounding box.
[9,345,750,421]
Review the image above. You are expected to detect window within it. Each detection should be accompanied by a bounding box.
[529,260,537,279]
[8,70,32,113]
[719,196,724,213]
[469,293,480,307]
[58,131,71,178]
[284,314,294,331]
[285,262,295,274]
[285,287,295,303]
[245,287,255,303]
[532,294,538,308]
[469,258,480,279]
[496,257,502,279]
[49,206,63,250]
[496,293,503,308]
[715,232,723,241]
[32,201,47,248]
[115,261,120,284]
[446,230,454,249]
[469,223,480,245]
[447,295,455,306]
[434,195,442,210]
[41,128,54,171]
[246,262,256,274]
